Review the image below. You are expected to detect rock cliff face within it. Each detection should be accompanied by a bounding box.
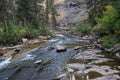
[56,0,88,25]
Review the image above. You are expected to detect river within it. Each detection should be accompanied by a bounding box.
[0,34,119,80]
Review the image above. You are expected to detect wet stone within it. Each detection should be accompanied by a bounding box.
[74,46,80,50]
[35,60,42,64]
[48,47,55,51]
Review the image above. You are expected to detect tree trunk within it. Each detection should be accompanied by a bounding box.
[51,11,57,29]
[45,0,49,24]
[3,16,8,33]
[23,17,26,26]
[50,0,57,30]
[9,0,15,24]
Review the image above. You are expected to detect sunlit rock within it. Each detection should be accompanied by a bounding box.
[38,36,48,40]
[73,49,102,60]
[67,63,86,71]
[74,46,80,50]
[35,60,42,64]
[56,45,67,52]
[22,38,29,45]
[67,67,74,73]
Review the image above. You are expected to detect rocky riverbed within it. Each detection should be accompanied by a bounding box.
[0,34,119,80]
[0,0,120,80]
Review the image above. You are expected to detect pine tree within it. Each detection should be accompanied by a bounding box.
[16,0,45,28]
[8,0,15,24]
[86,0,114,26]
[0,0,8,32]
[45,0,49,24]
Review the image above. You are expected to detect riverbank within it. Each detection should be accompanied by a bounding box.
[0,32,119,80]
[0,35,52,60]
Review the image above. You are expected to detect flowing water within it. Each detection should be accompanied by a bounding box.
[0,34,119,80]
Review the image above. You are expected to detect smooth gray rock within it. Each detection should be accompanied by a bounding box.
[74,46,80,50]
[56,46,67,52]
[52,74,67,80]
[112,44,120,53]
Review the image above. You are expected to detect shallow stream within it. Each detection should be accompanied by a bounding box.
[0,34,119,80]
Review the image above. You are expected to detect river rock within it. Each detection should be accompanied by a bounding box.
[35,60,42,64]
[67,67,74,73]
[95,43,104,50]
[48,47,55,51]
[14,47,23,53]
[112,44,120,53]
[74,46,80,50]
[56,46,67,52]
[67,63,86,71]
[73,49,102,60]
[22,38,29,45]
[116,52,120,59]
[53,74,67,80]
[38,36,48,40]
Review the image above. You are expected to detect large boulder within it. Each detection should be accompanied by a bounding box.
[56,46,67,52]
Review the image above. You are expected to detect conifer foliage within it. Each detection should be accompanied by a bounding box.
[0,0,56,44]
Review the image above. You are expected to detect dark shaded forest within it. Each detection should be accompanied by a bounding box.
[0,0,56,45]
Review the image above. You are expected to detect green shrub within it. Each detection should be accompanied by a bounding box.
[0,24,52,45]
[39,27,52,36]
[93,5,118,35]
[114,20,120,37]
[73,21,91,33]
[0,24,21,45]
[101,36,117,48]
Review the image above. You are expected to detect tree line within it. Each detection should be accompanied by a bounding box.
[86,0,120,47]
[0,0,57,45]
